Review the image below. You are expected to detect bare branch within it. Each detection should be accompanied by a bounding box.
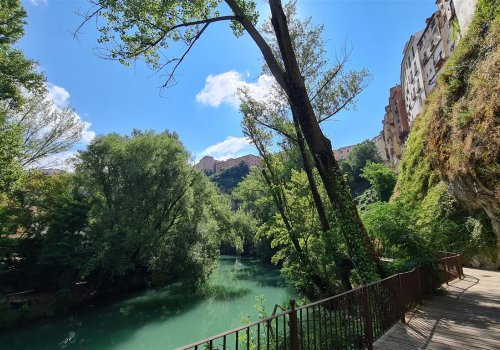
[161,22,209,88]
[317,79,370,123]
[225,0,287,91]
[254,116,297,142]
[120,15,237,60]
[74,3,103,39]
[310,53,349,103]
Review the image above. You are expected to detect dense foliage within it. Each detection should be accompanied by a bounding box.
[75,131,227,289]
[0,0,44,108]
[0,131,235,327]
[339,140,383,197]
[209,161,250,194]
[0,0,44,194]
[381,0,499,268]
[360,161,397,202]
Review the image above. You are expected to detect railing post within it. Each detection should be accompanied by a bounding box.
[444,258,450,284]
[398,273,406,324]
[362,286,374,350]
[417,266,423,304]
[459,254,464,279]
[289,299,299,350]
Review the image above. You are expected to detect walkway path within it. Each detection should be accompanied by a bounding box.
[374,268,500,350]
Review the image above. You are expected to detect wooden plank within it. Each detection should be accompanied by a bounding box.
[374,268,500,350]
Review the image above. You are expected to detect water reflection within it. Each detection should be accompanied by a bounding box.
[0,256,290,350]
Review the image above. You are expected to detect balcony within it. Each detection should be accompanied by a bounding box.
[435,55,446,69]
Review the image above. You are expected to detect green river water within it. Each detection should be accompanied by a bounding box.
[0,256,290,350]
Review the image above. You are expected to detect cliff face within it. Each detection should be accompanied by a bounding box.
[394,0,500,267]
[427,0,500,249]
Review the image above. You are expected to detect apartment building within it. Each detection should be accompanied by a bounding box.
[379,0,477,171]
[401,30,426,126]
[449,0,479,35]
[382,85,410,168]
[215,154,261,172]
[403,0,475,123]
[334,145,356,161]
[373,131,390,164]
[418,12,447,95]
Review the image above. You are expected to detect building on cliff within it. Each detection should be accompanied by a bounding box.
[333,145,356,161]
[401,0,476,125]
[382,85,410,169]
[382,0,477,170]
[195,154,261,174]
[401,30,426,127]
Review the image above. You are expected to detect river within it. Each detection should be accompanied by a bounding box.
[0,256,290,350]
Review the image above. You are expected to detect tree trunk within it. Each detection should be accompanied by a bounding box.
[268,0,384,282]
[227,0,384,282]
[292,111,353,290]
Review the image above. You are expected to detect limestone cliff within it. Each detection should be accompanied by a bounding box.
[394,0,499,268]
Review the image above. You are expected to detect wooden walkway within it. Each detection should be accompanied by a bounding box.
[374,268,500,350]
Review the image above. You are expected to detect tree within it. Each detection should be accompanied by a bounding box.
[0,113,22,193]
[83,0,384,282]
[0,0,45,193]
[209,161,250,194]
[8,91,85,168]
[361,202,430,269]
[0,0,44,108]
[0,171,90,295]
[340,140,383,196]
[240,97,354,293]
[361,161,396,202]
[232,167,276,261]
[75,131,228,289]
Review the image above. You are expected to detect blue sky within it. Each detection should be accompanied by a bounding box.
[19,0,436,162]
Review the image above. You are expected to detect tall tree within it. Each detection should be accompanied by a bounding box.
[83,0,384,281]
[0,0,44,108]
[10,91,85,168]
[0,0,44,193]
[340,139,384,196]
[75,131,227,289]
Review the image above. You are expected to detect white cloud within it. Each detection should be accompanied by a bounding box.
[46,83,70,108]
[29,0,48,5]
[198,136,254,161]
[81,120,96,145]
[28,150,77,171]
[196,71,274,108]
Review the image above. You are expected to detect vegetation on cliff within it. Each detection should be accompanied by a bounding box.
[392,0,499,266]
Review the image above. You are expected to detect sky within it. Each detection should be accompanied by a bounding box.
[19,0,437,164]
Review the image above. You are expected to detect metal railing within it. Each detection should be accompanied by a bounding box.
[177,253,463,350]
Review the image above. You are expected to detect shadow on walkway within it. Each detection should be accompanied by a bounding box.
[374,268,500,350]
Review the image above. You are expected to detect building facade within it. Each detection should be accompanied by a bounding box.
[382,85,410,169]
[195,154,261,174]
[418,12,448,95]
[334,145,356,161]
[401,30,426,126]
[373,132,390,164]
[379,0,477,172]
[451,0,479,35]
[214,154,261,172]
